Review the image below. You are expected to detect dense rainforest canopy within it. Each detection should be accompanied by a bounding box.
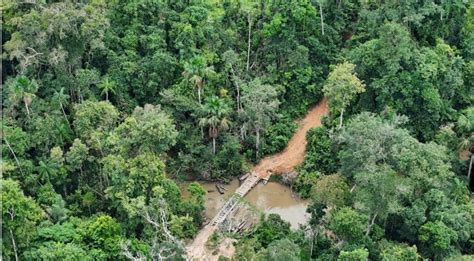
[2,0,473,260]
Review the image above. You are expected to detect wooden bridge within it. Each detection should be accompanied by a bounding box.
[186,172,263,260]
[210,172,261,226]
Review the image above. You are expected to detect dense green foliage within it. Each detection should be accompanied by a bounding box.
[2,0,473,260]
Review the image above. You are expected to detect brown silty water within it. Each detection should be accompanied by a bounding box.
[181,179,309,229]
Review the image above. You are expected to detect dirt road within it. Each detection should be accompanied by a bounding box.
[187,98,328,260]
[254,98,328,178]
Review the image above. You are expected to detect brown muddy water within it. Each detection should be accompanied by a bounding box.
[181,179,310,229]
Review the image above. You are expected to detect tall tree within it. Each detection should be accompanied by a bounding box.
[199,96,230,155]
[6,75,39,119]
[354,168,400,236]
[97,77,116,102]
[317,0,326,36]
[240,2,259,72]
[182,56,215,104]
[2,179,43,260]
[52,87,71,126]
[338,113,410,178]
[263,238,301,261]
[329,207,368,245]
[223,50,244,112]
[323,62,365,128]
[73,101,119,140]
[111,104,178,156]
[241,78,280,158]
[457,107,474,152]
[418,221,457,260]
[311,174,349,208]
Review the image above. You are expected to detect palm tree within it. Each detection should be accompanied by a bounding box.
[98,77,116,102]
[45,196,69,223]
[458,107,474,152]
[199,96,230,154]
[182,56,215,104]
[7,75,39,119]
[37,159,58,184]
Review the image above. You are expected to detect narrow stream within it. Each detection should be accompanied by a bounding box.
[181,179,309,229]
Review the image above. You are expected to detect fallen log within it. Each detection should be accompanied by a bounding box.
[236,220,247,232]
[216,184,225,194]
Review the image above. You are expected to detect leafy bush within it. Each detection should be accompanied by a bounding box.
[206,232,220,250]
[254,214,292,248]
[293,171,320,198]
[301,126,339,175]
[261,117,298,155]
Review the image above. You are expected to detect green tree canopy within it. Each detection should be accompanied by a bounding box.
[323,61,365,128]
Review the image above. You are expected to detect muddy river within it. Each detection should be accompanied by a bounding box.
[181,179,310,229]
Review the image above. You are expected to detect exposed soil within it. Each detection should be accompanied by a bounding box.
[254,98,328,178]
[187,225,218,260]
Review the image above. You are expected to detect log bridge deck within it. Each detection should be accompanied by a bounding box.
[186,172,264,260]
[210,172,261,226]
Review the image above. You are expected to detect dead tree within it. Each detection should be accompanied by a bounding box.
[122,201,184,260]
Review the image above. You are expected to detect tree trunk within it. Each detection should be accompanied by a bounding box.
[23,98,31,119]
[69,88,75,103]
[4,137,24,177]
[10,229,19,261]
[80,166,84,180]
[246,15,252,72]
[319,3,325,36]
[230,66,241,112]
[78,87,83,103]
[468,154,473,181]
[255,129,260,159]
[105,91,109,102]
[350,184,357,193]
[366,213,378,236]
[310,229,319,258]
[198,87,202,104]
[339,108,344,128]
[59,102,71,127]
[237,84,241,112]
[98,170,104,191]
[212,137,216,155]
